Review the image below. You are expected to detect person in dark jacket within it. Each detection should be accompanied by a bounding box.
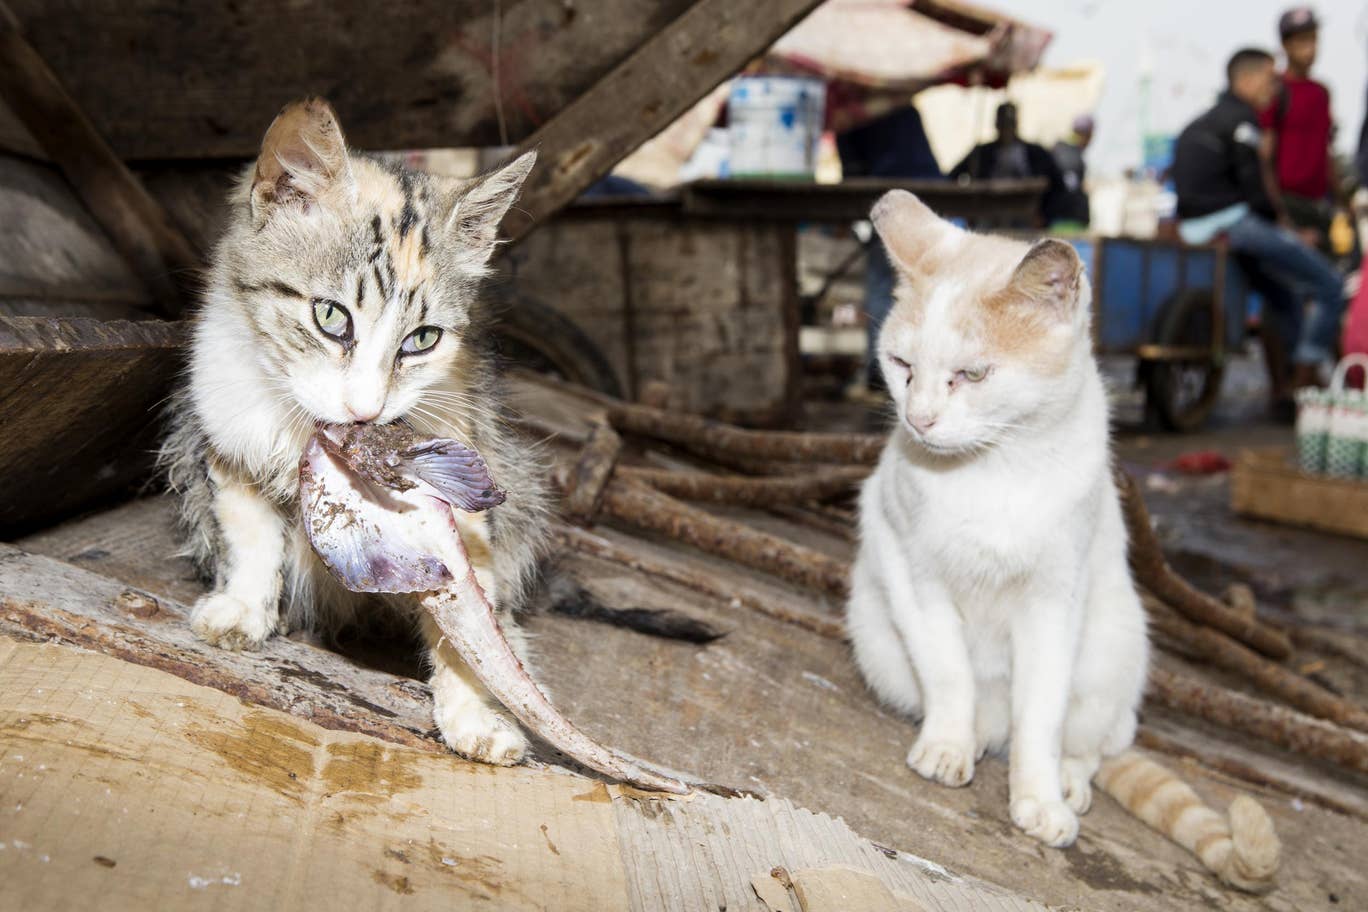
[950,102,1068,226]
[1174,47,1345,399]
[1357,81,1368,189]
[1051,113,1094,227]
[837,105,943,391]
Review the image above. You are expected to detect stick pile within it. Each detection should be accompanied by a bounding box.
[542,389,1368,812]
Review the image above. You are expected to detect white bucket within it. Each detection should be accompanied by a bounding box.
[727,76,825,180]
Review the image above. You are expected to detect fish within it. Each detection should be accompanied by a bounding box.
[299,421,691,795]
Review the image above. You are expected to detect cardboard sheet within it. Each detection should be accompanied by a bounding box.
[0,637,1052,911]
[0,638,629,911]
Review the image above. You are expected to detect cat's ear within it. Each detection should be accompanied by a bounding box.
[870,190,960,279]
[251,98,354,226]
[1007,239,1083,313]
[444,151,537,268]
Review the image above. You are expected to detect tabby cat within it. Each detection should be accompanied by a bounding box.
[161,99,547,765]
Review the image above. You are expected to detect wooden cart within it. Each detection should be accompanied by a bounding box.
[1075,236,1254,431]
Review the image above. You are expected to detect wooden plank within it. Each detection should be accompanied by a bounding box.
[505,0,826,241]
[21,494,1368,911]
[0,154,151,319]
[679,177,1048,224]
[0,0,695,160]
[0,636,634,912]
[0,543,440,750]
[0,3,199,316]
[507,212,798,424]
[0,631,1066,911]
[0,316,182,535]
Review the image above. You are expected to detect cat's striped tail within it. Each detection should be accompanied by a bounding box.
[1095,751,1280,893]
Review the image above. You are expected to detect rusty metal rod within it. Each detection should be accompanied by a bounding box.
[619,465,867,506]
[1117,467,1292,660]
[563,418,623,524]
[606,400,885,465]
[1147,664,1368,776]
[1146,595,1368,734]
[593,473,851,597]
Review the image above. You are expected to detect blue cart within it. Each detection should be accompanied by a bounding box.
[1072,236,1253,431]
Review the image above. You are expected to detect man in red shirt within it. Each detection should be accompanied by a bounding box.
[1259,7,1334,239]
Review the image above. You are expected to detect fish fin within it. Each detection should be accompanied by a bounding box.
[400,439,507,512]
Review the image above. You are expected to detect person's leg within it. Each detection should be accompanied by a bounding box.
[865,238,896,389]
[1226,215,1344,377]
[1233,252,1299,408]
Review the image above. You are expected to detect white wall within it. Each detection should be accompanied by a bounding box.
[986,0,1368,179]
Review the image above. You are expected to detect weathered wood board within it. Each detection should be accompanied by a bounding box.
[0,0,701,160]
[508,208,799,423]
[0,154,150,319]
[0,5,200,316]
[0,634,1058,911]
[0,316,182,535]
[10,496,1368,911]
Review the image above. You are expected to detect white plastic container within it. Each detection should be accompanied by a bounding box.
[727,76,825,181]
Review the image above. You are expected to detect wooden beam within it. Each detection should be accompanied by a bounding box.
[505,0,826,241]
[0,0,696,160]
[0,544,441,751]
[0,316,182,535]
[0,4,199,317]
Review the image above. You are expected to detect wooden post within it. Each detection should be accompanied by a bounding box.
[506,0,824,241]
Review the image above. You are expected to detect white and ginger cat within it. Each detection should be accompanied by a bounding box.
[160,99,547,766]
[848,190,1279,892]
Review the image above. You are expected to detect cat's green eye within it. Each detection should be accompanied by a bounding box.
[957,366,989,383]
[400,326,443,356]
[312,299,352,342]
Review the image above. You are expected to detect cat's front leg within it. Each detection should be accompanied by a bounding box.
[1008,577,1085,847]
[190,463,285,650]
[883,564,977,787]
[419,610,528,765]
[418,515,528,765]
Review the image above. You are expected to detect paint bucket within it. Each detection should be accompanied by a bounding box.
[727,77,826,180]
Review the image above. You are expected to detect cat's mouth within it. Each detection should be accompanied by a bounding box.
[907,431,976,458]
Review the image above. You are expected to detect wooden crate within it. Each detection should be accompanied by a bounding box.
[1230,447,1368,540]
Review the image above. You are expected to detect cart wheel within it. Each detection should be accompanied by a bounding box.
[1144,289,1226,432]
[492,290,624,399]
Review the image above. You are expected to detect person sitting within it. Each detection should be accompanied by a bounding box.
[1051,114,1094,228]
[1173,47,1345,410]
[949,102,1067,227]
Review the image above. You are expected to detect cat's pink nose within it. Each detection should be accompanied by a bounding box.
[910,413,937,434]
[345,402,383,423]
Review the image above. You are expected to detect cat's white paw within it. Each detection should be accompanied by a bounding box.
[1061,758,1094,814]
[435,698,527,766]
[190,593,275,651]
[1011,795,1079,847]
[907,736,975,787]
